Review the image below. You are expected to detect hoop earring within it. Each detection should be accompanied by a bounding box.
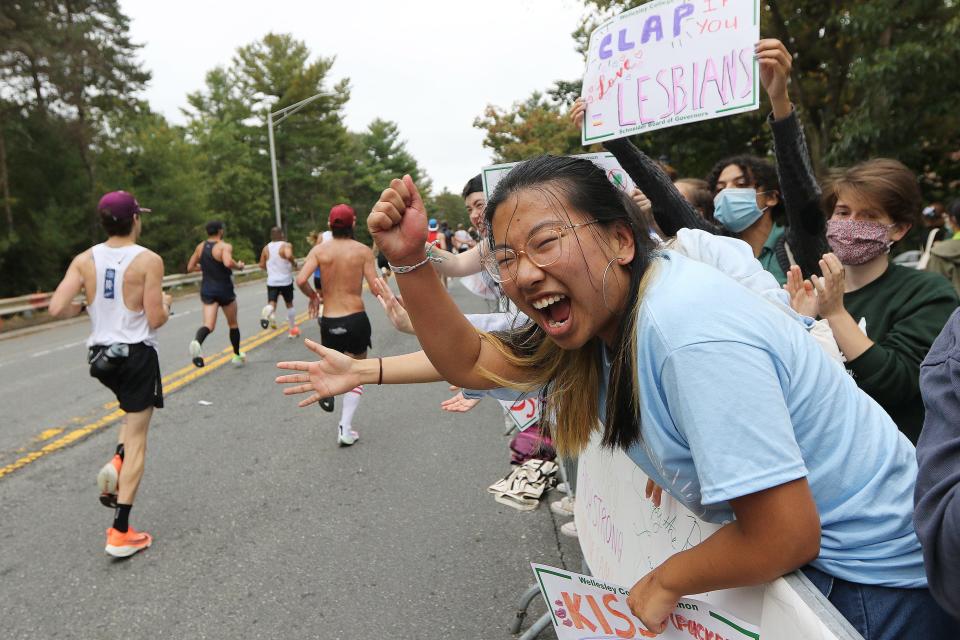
[602,256,623,313]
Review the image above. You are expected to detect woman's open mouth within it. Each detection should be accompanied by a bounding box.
[532,294,571,331]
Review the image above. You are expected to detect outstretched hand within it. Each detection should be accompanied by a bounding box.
[368,175,430,267]
[275,339,361,407]
[440,391,481,413]
[374,277,414,334]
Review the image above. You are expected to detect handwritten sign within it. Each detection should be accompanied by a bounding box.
[582,0,760,144]
[481,153,636,200]
[499,396,541,431]
[575,430,847,639]
[532,563,759,640]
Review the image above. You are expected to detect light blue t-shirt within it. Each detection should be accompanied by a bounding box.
[600,251,926,588]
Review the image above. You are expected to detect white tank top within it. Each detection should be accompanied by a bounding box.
[87,243,158,348]
[266,241,294,286]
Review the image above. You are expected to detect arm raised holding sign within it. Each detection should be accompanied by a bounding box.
[759,38,830,280]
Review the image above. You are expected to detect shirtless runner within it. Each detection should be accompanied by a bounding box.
[294,204,381,445]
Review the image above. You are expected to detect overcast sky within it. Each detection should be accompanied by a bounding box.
[121,0,588,194]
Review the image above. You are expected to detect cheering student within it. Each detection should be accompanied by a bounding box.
[351,162,953,639]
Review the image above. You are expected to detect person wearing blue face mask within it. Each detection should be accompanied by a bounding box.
[712,187,768,232]
[705,151,825,285]
[571,39,830,286]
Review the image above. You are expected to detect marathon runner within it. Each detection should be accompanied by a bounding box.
[49,191,170,558]
[258,226,300,338]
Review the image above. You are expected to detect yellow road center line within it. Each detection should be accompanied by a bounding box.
[0,312,311,480]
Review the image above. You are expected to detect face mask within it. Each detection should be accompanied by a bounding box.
[713,188,768,233]
[826,218,896,265]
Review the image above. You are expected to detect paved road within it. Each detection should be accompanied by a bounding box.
[0,280,578,639]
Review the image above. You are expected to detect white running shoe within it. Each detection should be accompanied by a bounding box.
[189,339,204,368]
[337,427,359,447]
[550,496,575,517]
[560,521,578,538]
[260,304,272,330]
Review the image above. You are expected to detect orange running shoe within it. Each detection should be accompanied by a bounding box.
[97,454,122,508]
[105,527,152,558]
[288,326,301,338]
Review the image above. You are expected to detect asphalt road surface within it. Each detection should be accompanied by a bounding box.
[0,278,579,639]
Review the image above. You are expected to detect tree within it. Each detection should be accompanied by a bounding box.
[427,189,471,230]
[474,88,586,163]
[98,108,211,270]
[234,33,354,238]
[343,118,431,244]
[184,66,272,260]
[0,1,151,294]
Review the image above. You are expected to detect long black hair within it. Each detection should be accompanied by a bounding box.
[483,155,658,451]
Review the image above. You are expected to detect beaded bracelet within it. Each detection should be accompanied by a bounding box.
[387,241,443,274]
[388,253,443,274]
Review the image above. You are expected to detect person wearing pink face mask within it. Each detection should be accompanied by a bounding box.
[794,159,958,443]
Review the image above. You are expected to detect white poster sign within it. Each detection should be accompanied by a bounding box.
[531,563,760,640]
[581,0,760,144]
[481,152,636,199]
[575,431,847,639]
[498,396,541,431]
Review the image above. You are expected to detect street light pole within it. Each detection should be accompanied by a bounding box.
[266,92,324,230]
[267,110,282,229]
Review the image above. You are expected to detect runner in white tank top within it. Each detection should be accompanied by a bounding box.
[49,190,170,558]
[258,227,300,337]
[87,243,158,348]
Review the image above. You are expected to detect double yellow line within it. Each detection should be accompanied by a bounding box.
[0,312,310,480]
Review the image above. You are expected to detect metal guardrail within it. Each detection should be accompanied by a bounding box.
[0,266,266,318]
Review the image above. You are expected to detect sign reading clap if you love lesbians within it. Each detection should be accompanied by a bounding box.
[581,0,760,144]
[532,563,760,640]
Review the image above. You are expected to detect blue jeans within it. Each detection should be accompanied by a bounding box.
[802,566,959,640]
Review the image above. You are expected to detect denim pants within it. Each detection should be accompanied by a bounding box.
[802,566,959,640]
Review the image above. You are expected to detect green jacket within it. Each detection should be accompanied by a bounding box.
[926,237,960,298]
[844,264,959,443]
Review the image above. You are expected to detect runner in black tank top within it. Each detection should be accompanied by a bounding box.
[200,240,235,303]
[186,221,246,368]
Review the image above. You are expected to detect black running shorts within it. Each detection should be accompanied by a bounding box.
[200,290,236,306]
[267,284,294,304]
[319,311,372,355]
[92,342,164,412]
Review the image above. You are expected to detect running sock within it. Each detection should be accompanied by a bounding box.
[229,328,241,355]
[195,326,212,345]
[115,443,125,461]
[287,307,296,329]
[340,386,363,430]
[113,504,132,533]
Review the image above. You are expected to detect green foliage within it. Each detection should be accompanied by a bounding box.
[184,34,429,253]
[474,89,586,163]
[98,108,211,272]
[427,189,471,229]
[0,1,156,294]
[342,118,430,245]
[0,18,436,296]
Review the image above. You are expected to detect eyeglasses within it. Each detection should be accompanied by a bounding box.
[480,220,599,283]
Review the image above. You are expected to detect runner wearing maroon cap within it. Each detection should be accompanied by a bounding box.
[295,204,381,445]
[49,191,171,558]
